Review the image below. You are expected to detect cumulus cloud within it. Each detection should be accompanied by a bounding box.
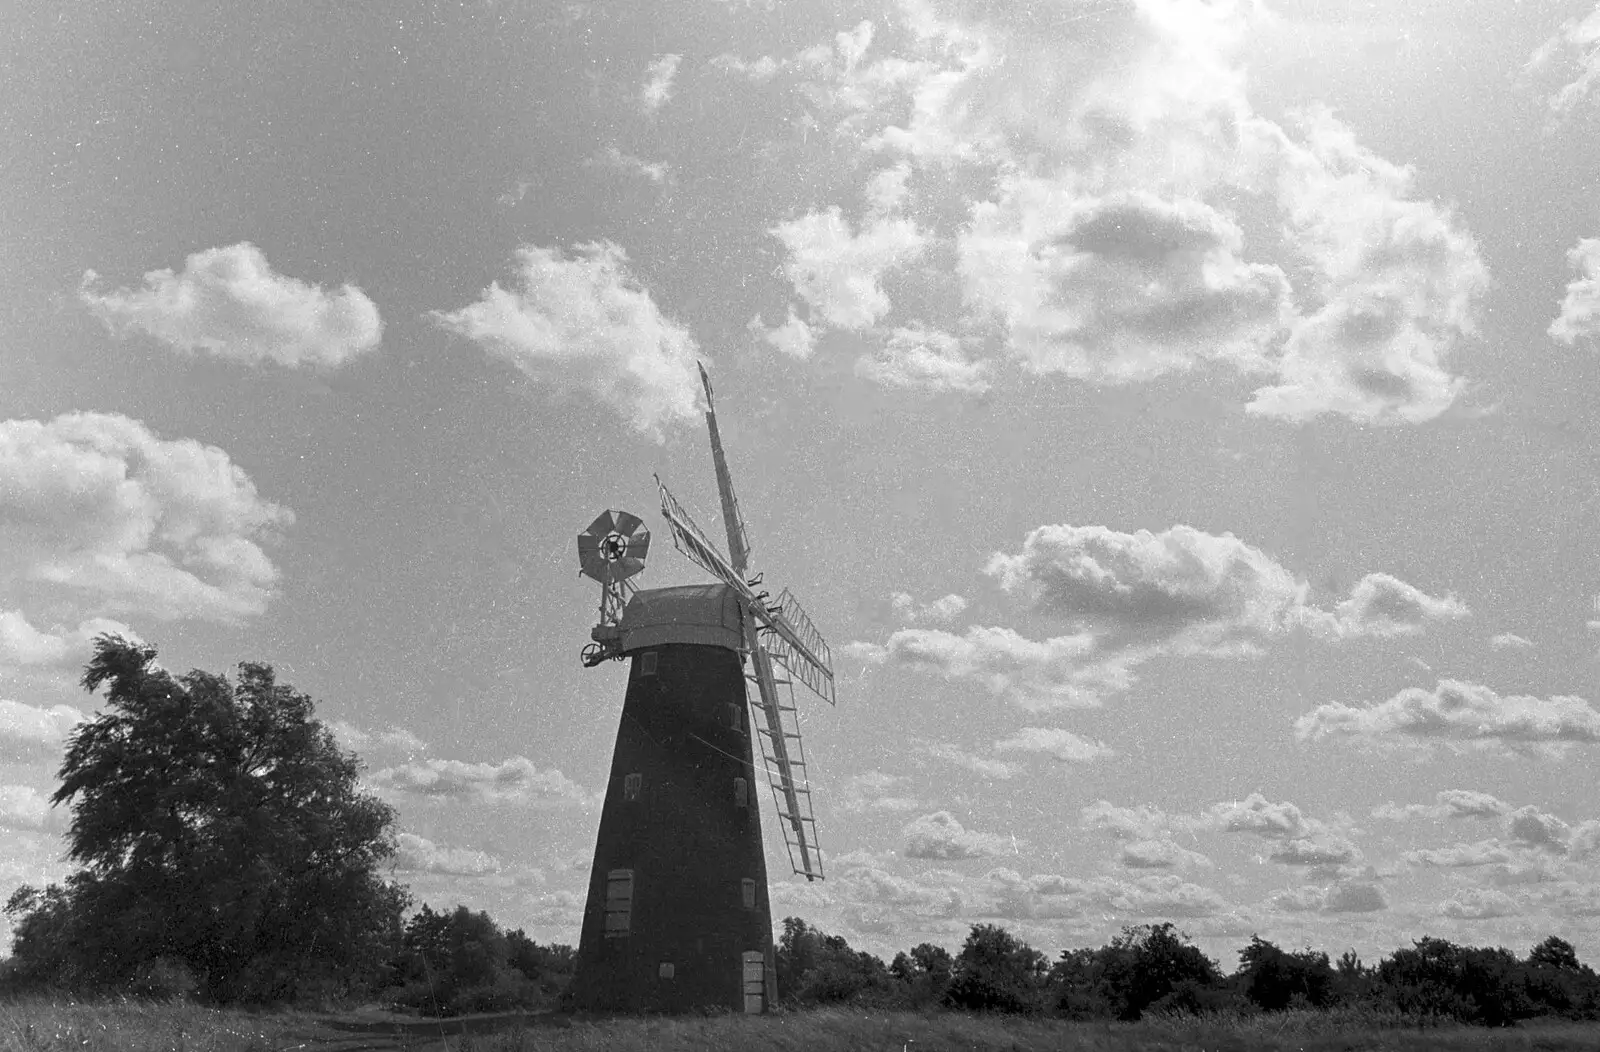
[0,699,86,761]
[835,770,921,814]
[1550,238,1600,346]
[890,591,969,625]
[1526,5,1600,121]
[1246,110,1488,425]
[1119,839,1211,871]
[961,184,1291,382]
[1210,793,1316,841]
[1296,680,1600,755]
[1506,806,1571,853]
[1374,790,1512,823]
[328,720,426,759]
[0,612,137,669]
[993,726,1112,763]
[1570,821,1600,862]
[1269,835,1360,868]
[371,756,590,806]
[988,525,1463,650]
[640,53,681,112]
[1304,573,1469,639]
[0,784,53,831]
[985,867,1225,921]
[394,832,502,876]
[432,242,702,439]
[1270,881,1387,914]
[80,243,381,368]
[0,413,291,623]
[1490,632,1535,650]
[856,326,992,394]
[917,741,1019,780]
[748,307,817,360]
[771,207,926,330]
[855,624,1130,709]
[1440,888,1519,920]
[902,810,1009,860]
[1081,801,1200,842]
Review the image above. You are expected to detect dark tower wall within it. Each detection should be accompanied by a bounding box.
[568,638,775,1014]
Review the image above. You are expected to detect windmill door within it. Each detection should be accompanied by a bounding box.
[741,951,765,1014]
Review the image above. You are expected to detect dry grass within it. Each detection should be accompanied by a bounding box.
[4,1001,1600,1052]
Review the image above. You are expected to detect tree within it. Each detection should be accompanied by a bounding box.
[1099,923,1222,1020]
[4,635,409,1002]
[944,924,1049,1014]
[1237,936,1335,1011]
[774,917,891,1005]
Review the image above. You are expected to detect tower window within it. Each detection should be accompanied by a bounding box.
[604,869,634,937]
[624,773,641,800]
[727,703,742,732]
[640,651,658,676]
[741,877,757,910]
[658,962,676,979]
[733,777,748,808]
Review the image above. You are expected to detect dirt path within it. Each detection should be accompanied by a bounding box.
[277,1008,565,1051]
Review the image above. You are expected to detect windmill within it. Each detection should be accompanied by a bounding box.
[566,365,836,1015]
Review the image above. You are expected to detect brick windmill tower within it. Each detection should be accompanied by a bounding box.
[567,365,835,1015]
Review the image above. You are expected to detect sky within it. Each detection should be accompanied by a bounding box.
[5,0,1600,969]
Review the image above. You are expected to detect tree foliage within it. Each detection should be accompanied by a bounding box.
[775,917,891,1006]
[943,924,1049,1014]
[387,904,573,1016]
[3,635,408,1003]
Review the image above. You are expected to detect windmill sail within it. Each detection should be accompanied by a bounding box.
[656,478,835,703]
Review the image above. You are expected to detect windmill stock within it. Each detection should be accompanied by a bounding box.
[567,364,837,1015]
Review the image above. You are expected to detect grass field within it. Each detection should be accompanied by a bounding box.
[5,1001,1600,1052]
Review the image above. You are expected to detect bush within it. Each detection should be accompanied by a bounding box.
[1237,936,1335,1011]
[775,917,891,1007]
[943,924,1048,1014]
[1099,923,1222,1021]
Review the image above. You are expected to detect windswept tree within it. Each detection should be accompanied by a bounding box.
[4,635,408,1002]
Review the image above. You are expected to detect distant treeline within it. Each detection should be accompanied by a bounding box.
[774,916,1600,1027]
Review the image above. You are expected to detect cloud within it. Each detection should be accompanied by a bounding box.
[1570,821,1600,862]
[835,770,921,814]
[587,146,671,186]
[640,53,681,112]
[1296,680,1600,755]
[0,699,87,761]
[984,868,1225,921]
[432,242,702,439]
[1208,793,1320,842]
[748,307,817,360]
[1304,573,1469,639]
[394,832,502,876]
[0,612,138,668]
[1406,840,1516,868]
[1490,632,1535,651]
[710,52,780,81]
[856,326,992,394]
[988,525,1462,651]
[1550,238,1600,346]
[1268,835,1360,868]
[1440,888,1519,920]
[1271,881,1387,914]
[328,720,426,759]
[370,756,590,806]
[1119,839,1211,871]
[0,785,53,831]
[890,591,969,626]
[917,741,1019,780]
[1081,801,1199,842]
[993,726,1112,763]
[1374,790,1512,823]
[1526,5,1600,121]
[857,624,1130,709]
[1505,806,1571,853]
[1245,110,1489,425]
[771,207,926,330]
[779,0,1487,423]
[901,810,1009,860]
[80,243,381,368]
[961,184,1292,382]
[0,413,292,623]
